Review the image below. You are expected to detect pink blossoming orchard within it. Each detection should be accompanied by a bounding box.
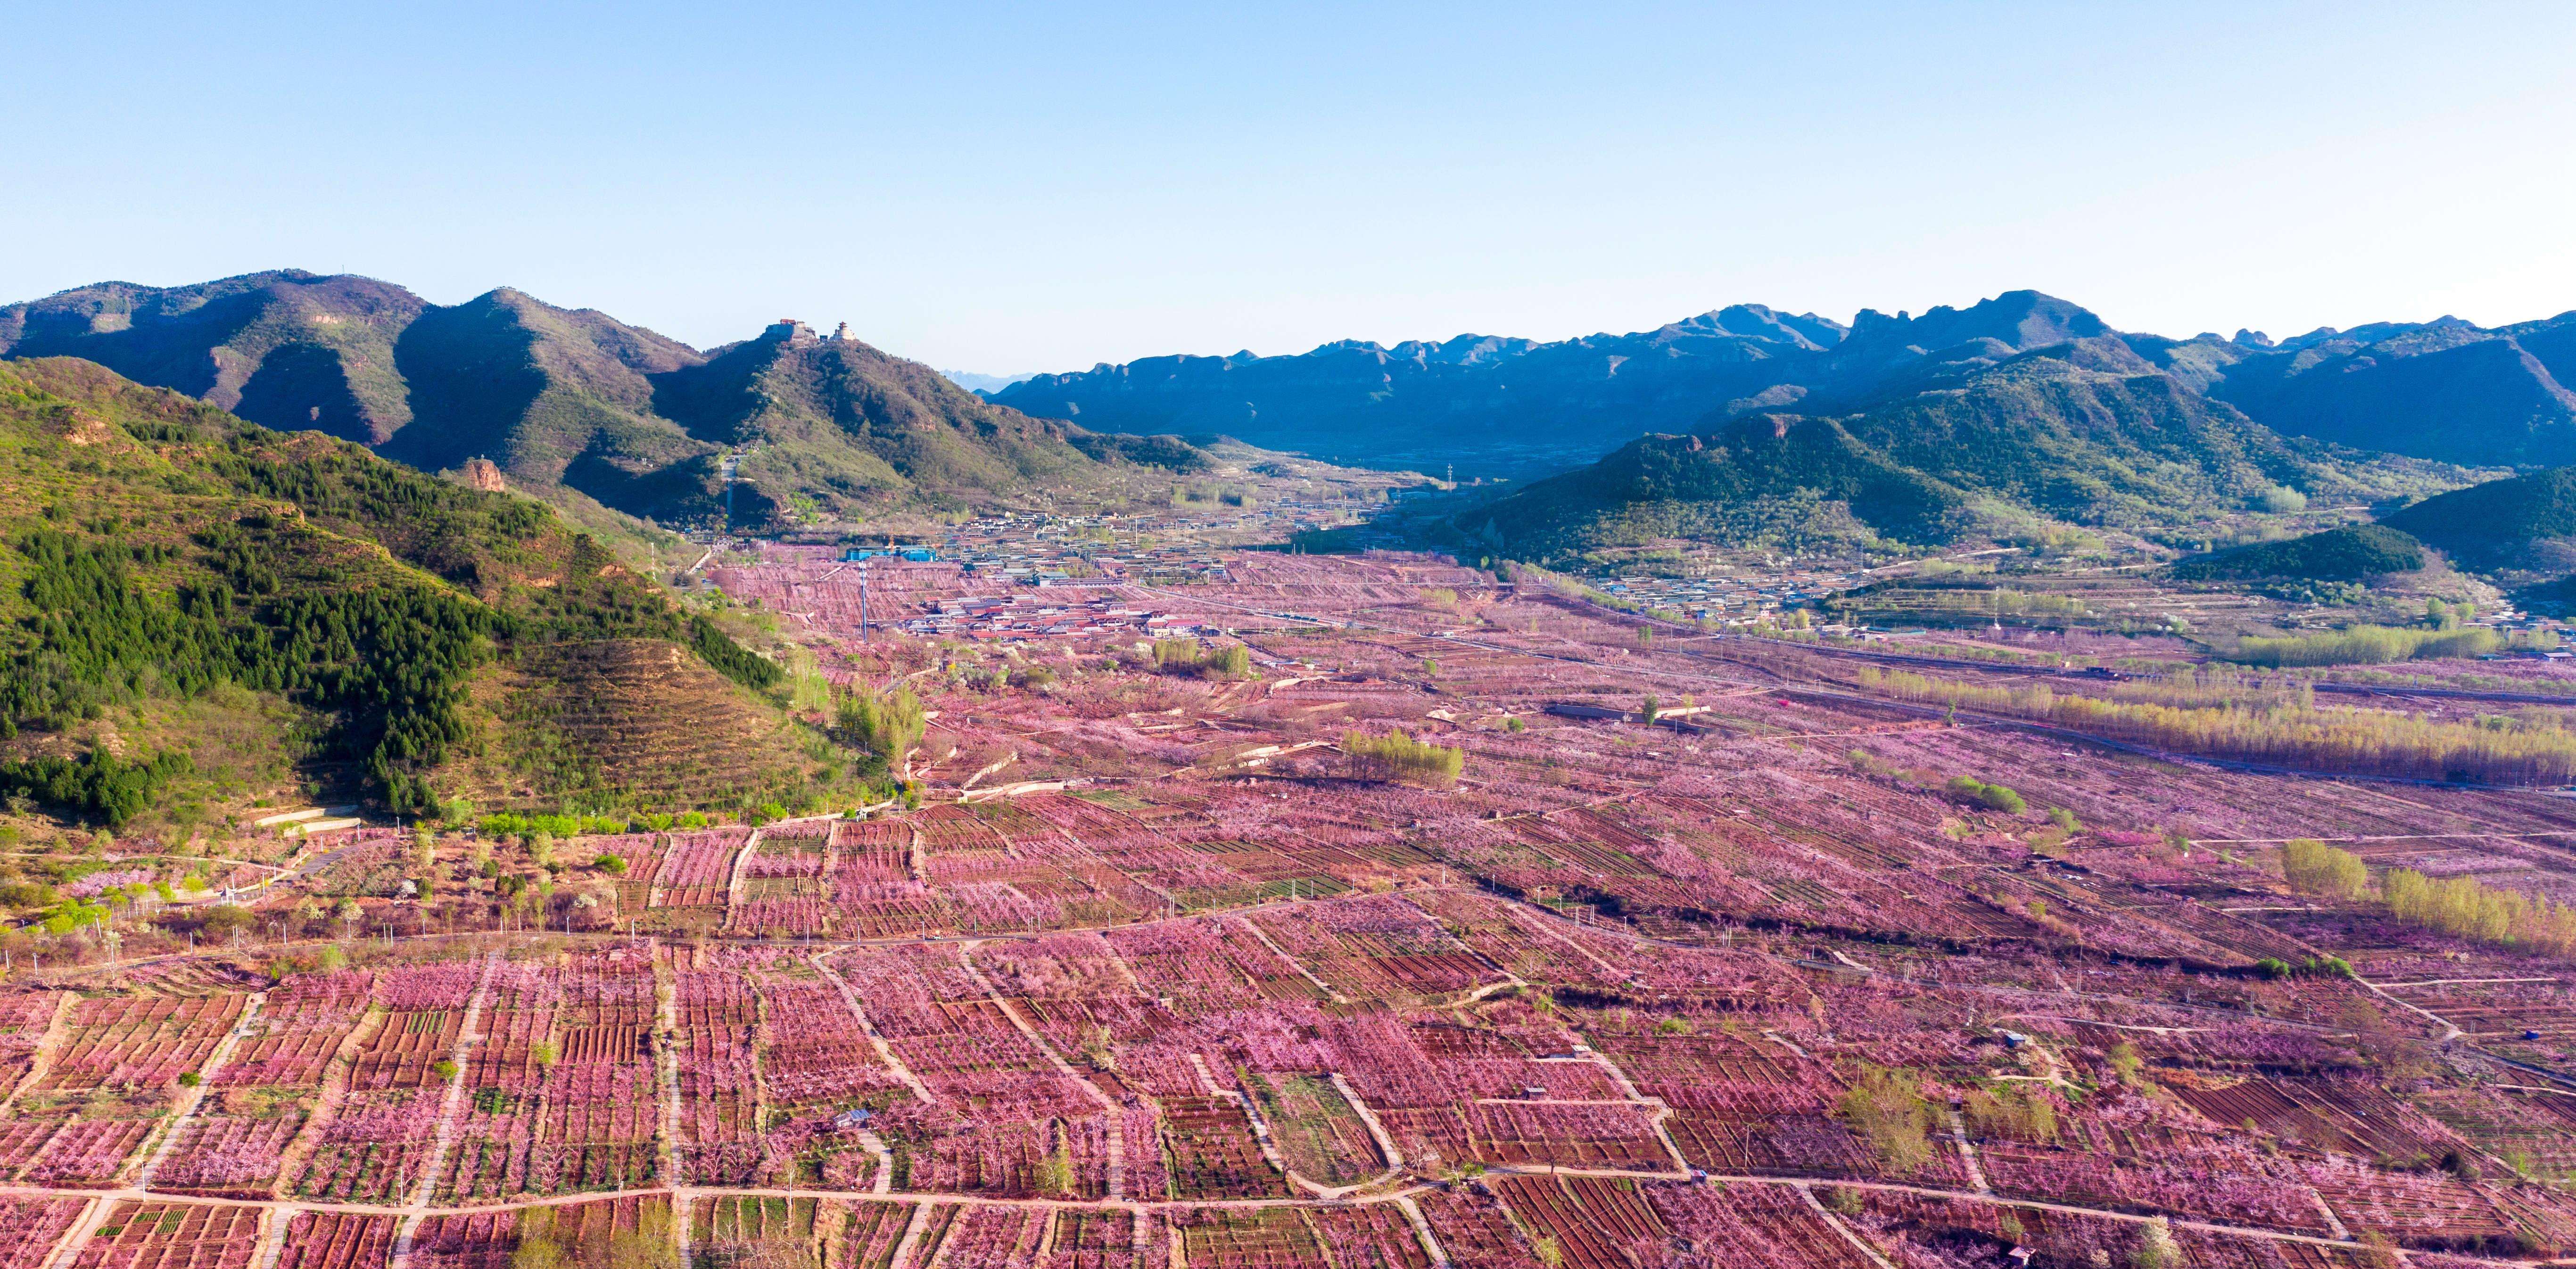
[17,547,2576,1268]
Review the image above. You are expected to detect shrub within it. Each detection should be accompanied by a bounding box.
[595,854,628,876]
[1834,1064,1932,1174]
[838,685,926,774]
[1962,1085,2057,1143]
[2281,839,2366,900]
[1152,638,1251,679]
[1945,776,2025,814]
[1342,730,1466,788]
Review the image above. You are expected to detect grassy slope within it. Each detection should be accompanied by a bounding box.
[0,358,829,835]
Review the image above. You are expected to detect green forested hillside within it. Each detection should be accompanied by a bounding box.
[1460,353,2477,561]
[2380,468,2576,575]
[0,358,828,833]
[2167,524,2427,581]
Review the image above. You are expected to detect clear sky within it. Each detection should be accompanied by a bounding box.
[8,2,2574,373]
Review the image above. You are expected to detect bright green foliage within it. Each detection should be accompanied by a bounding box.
[690,615,782,690]
[838,685,926,776]
[2169,524,2423,581]
[2385,867,2576,955]
[1835,1064,1933,1174]
[1152,638,1251,679]
[1341,729,1465,788]
[1862,665,2576,785]
[2226,625,2498,667]
[1945,776,2025,814]
[2281,838,2367,900]
[0,750,192,827]
[479,812,636,839]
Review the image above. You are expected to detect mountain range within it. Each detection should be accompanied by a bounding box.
[0,272,1214,532]
[991,292,2576,478]
[15,272,2576,567]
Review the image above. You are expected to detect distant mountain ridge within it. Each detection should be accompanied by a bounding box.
[991,291,2576,474]
[0,272,1213,530]
[990,303,1855,473]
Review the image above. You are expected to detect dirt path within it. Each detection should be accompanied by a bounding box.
[133,992,266,1190]
[391,951,500,1267]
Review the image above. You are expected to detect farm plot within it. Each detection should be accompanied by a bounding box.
[1407,1022,1622,1103]
[11,1086,169,1187]
[0,994,60,1098]
[288,1085,440,1202]
[747,959,913,1188]
[413,1195,675,1269]
[2416,1084,2576,1179]
[1169,1207,1328,1269]
[2304,1157,2529,1252]
[1043,1208,1140,1269]
[652,828,748,908]
[1249,897,1503,999]
[820,1199,916,1269]
[1492,1175,1671,1269]
[693,1195,825,1265]
[1304,1205,1431,1269]
[1414,1187,1543,1268]
[404,1211,520,1269]
[1158,1096,1290,1199]
[921,1204,1048,1269]
[2166,1074,2446,1162]
[580,833,663,914]
[0,1195,90,1269]
[669,964,764,1186]
[731,825,836,937]
[831,945,1110,1197]
[66,1201,264,1269]
[436,956,660,1203]
[159,971,377,1198]
[149,1092,308,1196]
[1246,1073,1382,1186]
[1463,1100,1673,1170]
[1648,1181,1885,1268]
[1973,1143,2331,1235]
[268,1212,396,1269]
[833,818,914,880]
[1108,917,1321,1013]
[41,992,246,1092]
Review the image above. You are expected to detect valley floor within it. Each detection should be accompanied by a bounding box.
[20,549,2576,1266]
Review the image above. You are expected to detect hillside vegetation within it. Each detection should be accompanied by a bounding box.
[0,358,834,834]
[0,273,1221,532]
[1459,354,2463,560]
[2381,467,2576,576]
[2168,525,2427,582]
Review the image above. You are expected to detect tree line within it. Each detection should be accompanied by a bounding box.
[1858,667,2576,785]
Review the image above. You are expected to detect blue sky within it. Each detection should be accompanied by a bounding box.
[8,2,2574,372]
